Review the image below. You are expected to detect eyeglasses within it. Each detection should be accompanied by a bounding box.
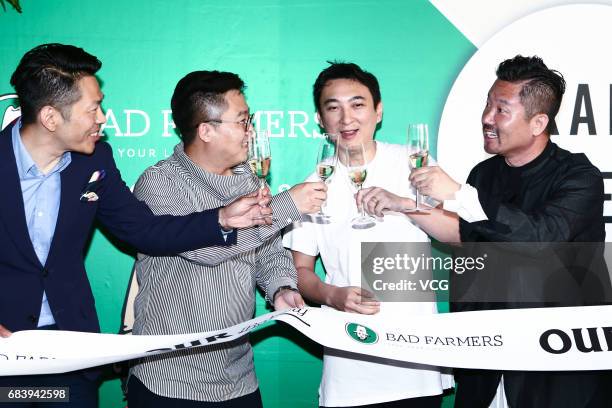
[203,113,254,132]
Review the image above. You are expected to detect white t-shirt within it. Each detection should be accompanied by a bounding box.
[283,141,453,407]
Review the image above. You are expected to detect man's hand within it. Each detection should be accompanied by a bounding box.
[409,166,460,201]
[273,289,305,310]
[356,187,415,217]
[288,182,327,214]
[256,186,272,207]
[0,324,12,338]
[327,286,380,314]
[218,191,273,229]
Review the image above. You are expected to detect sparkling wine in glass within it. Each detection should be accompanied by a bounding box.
[345,142,376,229]
[313,133,338,223]
[247,130,272,221]
[248,130,271,189]
[406,123,430,212]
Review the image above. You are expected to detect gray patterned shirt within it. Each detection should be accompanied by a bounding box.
[129,143,300,401]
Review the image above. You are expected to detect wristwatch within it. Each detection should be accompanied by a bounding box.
[273,285,298,301]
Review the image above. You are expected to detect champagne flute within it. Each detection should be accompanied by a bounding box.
[345,142,376,229]
[406,123,430,212]
[313,133,338,223]
[248,130,271,189]
[247,130,272,221]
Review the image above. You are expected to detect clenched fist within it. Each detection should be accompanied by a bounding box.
[356,187,415,217]
[218,191,273,229]
[274,289,305,310]
[289,181,327,214]
[409,166,460,201]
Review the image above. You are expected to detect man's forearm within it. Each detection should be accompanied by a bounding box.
[296,267,333,306]
[406,207,461,243]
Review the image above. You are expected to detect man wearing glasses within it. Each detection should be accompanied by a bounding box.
[0,44,275,407]
[127,70,327,407]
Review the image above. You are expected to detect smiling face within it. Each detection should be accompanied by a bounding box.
[206,90,251,169]
[54,75,106,155]
[481,79,547,162]
[317,79,382,149]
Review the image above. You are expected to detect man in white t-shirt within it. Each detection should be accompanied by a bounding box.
[283,62,455,408]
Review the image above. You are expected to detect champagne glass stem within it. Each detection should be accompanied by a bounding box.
[359,184,366,218]
[318,181,328,216]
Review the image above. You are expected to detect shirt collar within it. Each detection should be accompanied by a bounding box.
[12,119,72,178]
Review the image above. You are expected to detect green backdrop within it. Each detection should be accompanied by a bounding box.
[0,1,475,406]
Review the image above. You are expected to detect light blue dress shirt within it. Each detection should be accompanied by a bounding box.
[12,120,71,327]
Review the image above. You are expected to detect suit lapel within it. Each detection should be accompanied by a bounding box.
[0,124,43,268]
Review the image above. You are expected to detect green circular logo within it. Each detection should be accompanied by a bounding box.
[346,323,378,344]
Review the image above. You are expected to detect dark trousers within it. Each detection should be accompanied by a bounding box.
[0,325,98,407]
[321,394,442,408]
[454,369,612,408]
[127,375,264,408]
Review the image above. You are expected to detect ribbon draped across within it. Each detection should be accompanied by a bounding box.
[1,306,612,376]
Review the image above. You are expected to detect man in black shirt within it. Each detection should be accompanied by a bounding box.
[358,55,611,408]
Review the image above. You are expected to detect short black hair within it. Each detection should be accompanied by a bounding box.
[10,43,101,125]
[313,61,381,112]
[171,70,245,146]
[496,55,565,134]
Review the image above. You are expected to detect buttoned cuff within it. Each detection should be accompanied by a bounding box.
[220,227,234,242]
[270,190,301,225]
[257,190,301,241]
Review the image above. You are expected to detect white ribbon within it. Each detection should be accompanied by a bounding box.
[2,306,612,376]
